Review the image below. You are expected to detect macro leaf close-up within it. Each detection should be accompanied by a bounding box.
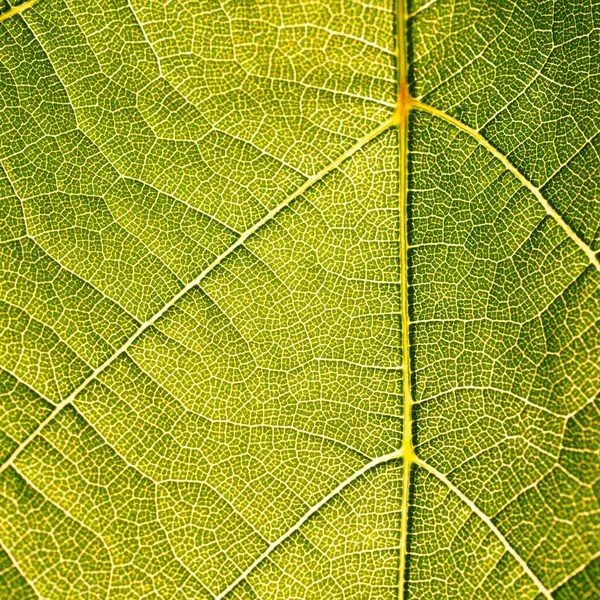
[0,0,599,598]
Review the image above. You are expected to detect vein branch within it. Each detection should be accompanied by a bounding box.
[215,448,404,600]
[410,99,600,271]
[0,117,394,478]
[0,0,40,22]
[413,456,554,600]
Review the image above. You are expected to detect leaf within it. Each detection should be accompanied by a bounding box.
[0,0,598,598]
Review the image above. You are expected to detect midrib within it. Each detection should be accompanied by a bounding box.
[390,6,560,599]
[394,1,414,599]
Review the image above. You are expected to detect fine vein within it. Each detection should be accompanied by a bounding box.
[0,117,394,478]
[414,457,554,600]
[0,536,41,599]
[410,99,600,271]
[550,549,600,592]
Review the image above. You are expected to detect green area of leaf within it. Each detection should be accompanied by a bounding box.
[0,0,598,598]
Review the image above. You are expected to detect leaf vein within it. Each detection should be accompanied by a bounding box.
[414,456,554,600]
[410,99,600,270]
[0,116,393,478]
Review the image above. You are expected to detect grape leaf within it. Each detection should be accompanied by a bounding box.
[0,0,598,598]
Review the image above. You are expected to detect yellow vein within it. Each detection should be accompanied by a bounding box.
[0,116,394,478]
[550,549,600,592]
[0,536,42,599]
[215,447,404,600]
[411,99,600,271]
[414,456,554,600]
[393,2,415,600]
[0,0,40,22]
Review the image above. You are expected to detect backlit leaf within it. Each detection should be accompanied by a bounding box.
[0,0,598,598]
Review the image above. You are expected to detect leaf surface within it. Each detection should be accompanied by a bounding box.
[0,0,598,598]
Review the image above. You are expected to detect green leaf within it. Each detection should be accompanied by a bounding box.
[0,0,598,598]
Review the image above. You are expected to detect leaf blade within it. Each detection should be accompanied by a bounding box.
[1,0,598,598]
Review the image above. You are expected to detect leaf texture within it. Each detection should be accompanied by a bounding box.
[0,0,598,598]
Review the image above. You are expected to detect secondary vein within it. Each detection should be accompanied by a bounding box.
[0,117,394,478]
[414,456,554,600]
[410,99,600,271]
[215,448,404,599]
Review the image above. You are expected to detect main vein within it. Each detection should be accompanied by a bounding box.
[394,1,414,599]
